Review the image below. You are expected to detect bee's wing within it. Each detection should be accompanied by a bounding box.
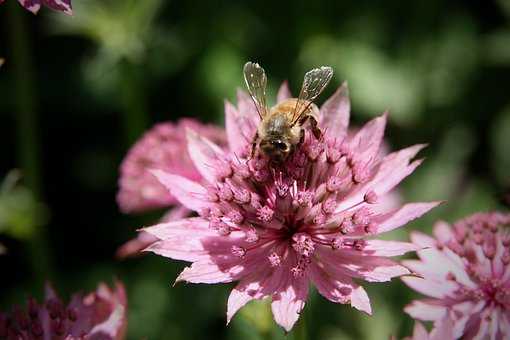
[243,62,269,118]
[291,66,333,125]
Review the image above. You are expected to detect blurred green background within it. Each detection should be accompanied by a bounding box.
[1,0,510,339]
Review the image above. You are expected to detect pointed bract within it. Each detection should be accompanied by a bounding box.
[319,82,350,139]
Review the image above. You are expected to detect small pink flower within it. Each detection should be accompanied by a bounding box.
[402,212,510,339]
[1,0,72,15]
[117,118,226,214]
[0,281,127,339]
[142,82,439,331]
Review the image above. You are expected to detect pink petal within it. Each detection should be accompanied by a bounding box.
[401,276,457,299]
[309,262,372,314]
[404,300,447,321]
[227,267,288,324]
[349,113,387,162]
[410,231,437,248]
[225,100,250,157]
[176,261,240,284]
[116,231,159,259]
[432,221,454,243]
[411,322,429,340]
[142,217,210,241]
[411,247,476,288]
[361,240,420,257]
[224,91,260,158]
[18,0,41,13]
[186,129,226,184]
[335,144,427,212]
[160,205,191,222]
[271,276,308,332]
[375,202,442,234]
[236,89,258,118]
[117,206,190,258]
[150,170,208,212]
[320,82,350,140]
[88,304,125,338]
[276,81,292,102]
[430,317,455,340]
[350,286,372,315]
[226,287,255,324]
[316,247,409,282]
[143,218,220,262]
[367,143,426,194]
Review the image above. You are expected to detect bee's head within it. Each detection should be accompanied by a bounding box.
[260,138,292,163]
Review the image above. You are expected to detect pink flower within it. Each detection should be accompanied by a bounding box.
[0,281,127,339]
[117,118,226,214]
[141,81,439,331]
[0,0,72,15]
[402,212,510,339]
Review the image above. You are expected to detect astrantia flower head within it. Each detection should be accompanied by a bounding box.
[403,212,510,339]
[0,281,126,339]
[0,0,72,15]
[142,75,439,331]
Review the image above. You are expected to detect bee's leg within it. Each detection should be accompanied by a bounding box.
[299,114,322,140]
[250,132,259,159]
[299,128,305,144]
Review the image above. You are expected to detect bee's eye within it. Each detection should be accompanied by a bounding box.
[272,140,288,151]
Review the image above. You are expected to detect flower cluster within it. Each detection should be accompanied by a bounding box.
[0,281,127,339]
[403,211,510,339]
[0,0,72,15]
[141,83,439,331]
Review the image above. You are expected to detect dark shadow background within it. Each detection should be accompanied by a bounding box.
[1,0,509,339]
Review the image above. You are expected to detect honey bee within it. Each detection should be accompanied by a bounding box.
[243,61,333,163]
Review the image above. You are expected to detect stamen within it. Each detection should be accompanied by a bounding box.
[353,239,366,251]
[339,219,354,234]
[363,190,378,204]
[219,185,233,201]
[322,197,337,214]
[257,206,274,222]
[233,187,251,204]
[245,226,259,243]
[268,252,281,267]
[326,176,344,192]
[331,236,344,250]
[233,162,251,179]
[292,233,315,257]
[231,246,246,258]
[227,210,244,224]
[364,222,378,234]
[313,213,326,225]
[215,161,233,180]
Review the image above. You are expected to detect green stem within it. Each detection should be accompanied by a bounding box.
[7,4,41,197]
[6,3,54,282]
[118,58,149,145]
